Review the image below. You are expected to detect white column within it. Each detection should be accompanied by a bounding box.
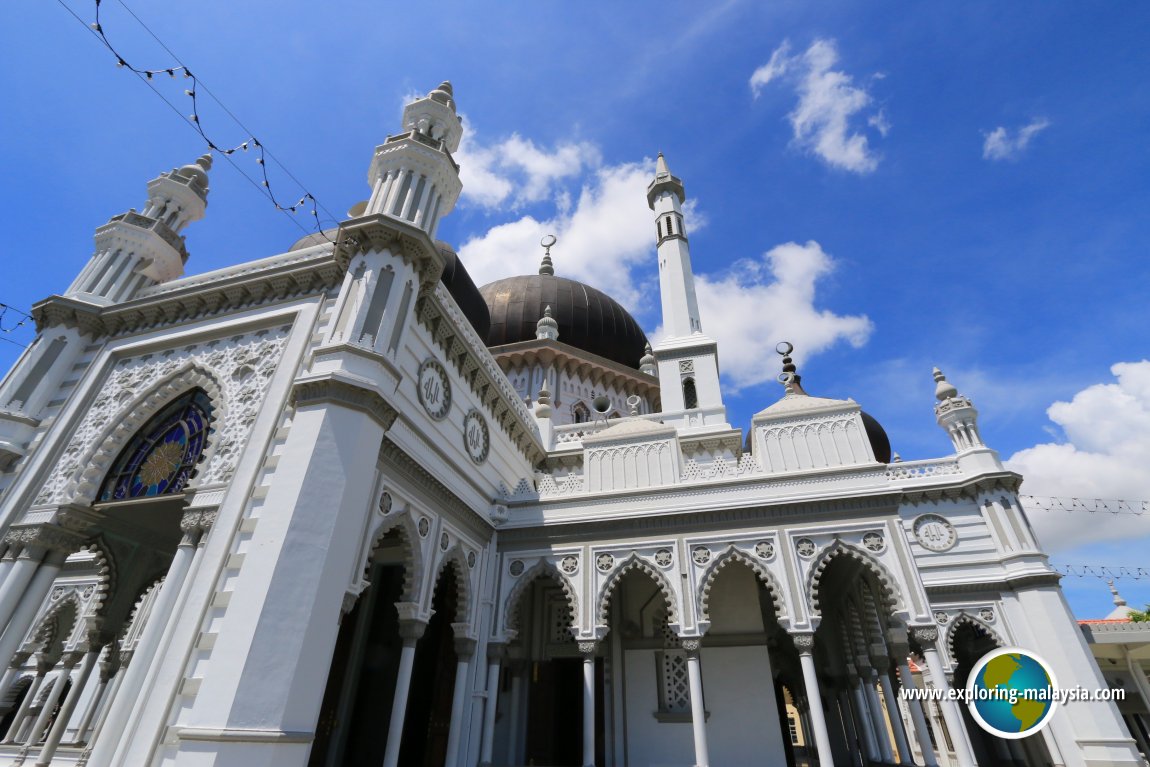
[479,644,503,766]
[0,553,67,678]
[794,635,834,767]
[0,654,31,715]
[444,631,475,767]
[3,669,45,742]
[382,617,426,767]
[899,659,939,767]
[86,530,200,766]
[35,647,99,765]
[914,627,977,767]
[72,665,110,745]
[878,666,913,765]
[23,655,76,746]
[383,168,409,213]
[77,656,127,762]
[580,641,597,767]
[851,675,881,762]
[505,659,524,765]
[400,174,423,220]
[863,669,895,763]
[838,689,864,767]
[412,176,434,228]
[0,546,49,635]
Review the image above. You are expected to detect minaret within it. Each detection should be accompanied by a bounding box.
[648,153,702,336]
[68,155,212,303]
[646,153,727,429]
[364,81,463,239]
[932,367,983,452]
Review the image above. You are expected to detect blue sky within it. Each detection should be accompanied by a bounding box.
[1,1,1147,618]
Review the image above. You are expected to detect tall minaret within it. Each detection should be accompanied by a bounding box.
[68,155,212,303]
[364,81,463,239]
[647,153,727,430]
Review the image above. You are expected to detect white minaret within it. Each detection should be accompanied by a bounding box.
[67,155,212,303]
[647,153,727,430]
[364,81,463,239]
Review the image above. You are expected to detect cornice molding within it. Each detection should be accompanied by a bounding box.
[292,373,399,430]
[924,571,1062,596]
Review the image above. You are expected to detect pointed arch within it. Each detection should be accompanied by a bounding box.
[29,594,83,658]
[697,546,788,627]
[808,540,904,618]
[58,362,227,505]
[430,545,473,627]
[362,509,423,604]
[503,559,579,637]
[83,538,117,623]
[597,553,679,628]
[946,612,1005,659]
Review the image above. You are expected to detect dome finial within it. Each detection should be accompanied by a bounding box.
[1109,579,1128,608]
[776,341,808,396]
[933,367,958,401]
[639,342,657,376]
[535,377,553,418]
[539,234,557,276]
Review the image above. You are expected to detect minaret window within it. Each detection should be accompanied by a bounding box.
[657,220,663,239]
[572,402,590,424]
[682,378,698,410]
[666,215,673,236]
[387,281,414,354]
[98,389,213,502]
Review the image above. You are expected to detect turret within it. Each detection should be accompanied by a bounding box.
[932,367,984,452]
[68,155,212,303]
[364,81,464,238]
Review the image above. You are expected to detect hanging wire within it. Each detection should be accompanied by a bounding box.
[1053,565,1150,581]
[51,0,334,242]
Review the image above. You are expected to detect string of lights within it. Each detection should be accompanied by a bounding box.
[0,304,32,335]
[1021,495,1147,516]
[1053,565,1150,581]
[53,0,336,241]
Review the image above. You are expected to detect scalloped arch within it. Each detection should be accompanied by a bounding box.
[84,539,116,625]
[946,612,1005,659]
[30,593,83,657]
[503,559,580,637]
[63,363,226,505]
[697,546,788,627]
[363,509,423,605]
[808,540,904,617]
[430,545,473,626]
[597,553,679,628]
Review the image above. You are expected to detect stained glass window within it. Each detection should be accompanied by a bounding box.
[97,389,213,502]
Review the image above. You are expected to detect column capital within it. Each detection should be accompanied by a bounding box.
[790,631,816,654]
[62,650,85,668]
[485,641,507,661]
[179,509,217,542]
[680,637,702,655]
[454,636,477,659]
[397,618,428,642]
[910,625,939,645]
[577,640,598,656]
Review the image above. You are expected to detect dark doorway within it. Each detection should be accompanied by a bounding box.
[399,566,460,767]
[524,657,604,766]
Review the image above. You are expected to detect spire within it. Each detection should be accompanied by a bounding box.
[1109,579,1128,608]
[776,342,809,396]
[639,343,657,376]
[647,151,685,208]
[932,367,984,453]
[539,234,556,276]
[535,377,553,418]
[536,305,559,341]
[933,367,958,401]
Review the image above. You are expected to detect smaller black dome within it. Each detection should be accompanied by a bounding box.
[438,246,491,340]
[860,411,892,464]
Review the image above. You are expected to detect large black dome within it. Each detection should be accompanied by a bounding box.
[480,274,649,369]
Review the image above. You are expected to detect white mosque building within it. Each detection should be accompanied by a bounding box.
[0,82,1144,767]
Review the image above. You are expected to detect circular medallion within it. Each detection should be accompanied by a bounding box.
[596,553,615,572]
[654,549,673,569]
[979,608,995,623]
[463,409,490,464]
[796,538,816,558]
[914,514,958,552]
[862,531,885,552]
[692,547,711,565]
[509,560,525,576]
[378,491,393,515]
[560,555,579,574]
[417,517,430,537]
[754,541,775,560]
[467,551,477,568]
[418,359,452,420]
[440,532,450,551]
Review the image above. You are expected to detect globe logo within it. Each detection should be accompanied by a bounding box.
[966,647,1058,739]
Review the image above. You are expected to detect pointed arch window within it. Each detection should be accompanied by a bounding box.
[98,389,213,502]
[682,378,698,410]
[572,401,590,424]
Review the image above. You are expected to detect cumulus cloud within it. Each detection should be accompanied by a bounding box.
[982,118,1050,161]
[455,119,600,209]
[1006,361,1150,552]
[685,241,873,390]
[458,161,658,307]
[750,39,886,173]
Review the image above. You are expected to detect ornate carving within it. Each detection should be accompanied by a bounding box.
[596,553,615,572]
[808,540,902,617]
[378,491,393,514]
[911,626,939,644]
[979,608,994,623]
[36,328,288,505]
[560,555,579,575]
[680,637,701,653]
[440,532,450,551]
[502,559,579,636]
[795,538,816,557]
[692,547,711,566]
[697,546,787,626]
[791,632,816,652]
[293,375,398,429]
[913,513,958,552]
[577,640,598,655]
[417,517,430,537]
[596,553,679,626]
[467,550,477,569]
[862,531,885,552]
[509,560,525,576]
[654,549,673,569]
[754,540,775,559]
[934,611,949,624]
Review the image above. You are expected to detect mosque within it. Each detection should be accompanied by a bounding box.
[0,82,1145,767]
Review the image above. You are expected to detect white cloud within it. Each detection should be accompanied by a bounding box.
[750,39,886,173]
[458,160,658,307]
[982,118,1050,161]
[686,241,873,390]
[455,119,600,209]
[1006,361,1150,552]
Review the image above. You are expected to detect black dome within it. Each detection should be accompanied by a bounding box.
[860,411,892,464]
[480,274,649,369]
[439,246,491,340]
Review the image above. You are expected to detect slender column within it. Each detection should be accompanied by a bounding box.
[0,553,68,679]
[35,647,99,765]
[0,546,45,629]
[793,634,834,767]
[877,664,912,765]
[72,662,111,745]
[86,529,200,766]
[578,641,598,767]
[384,168,409,213]
[3,666,45,742]
[862,667,895,763]
[838,689,864,767]
[76,655,127,764]
[382,615,427,767]
[400,174,422,219]
[899,659,939,767]
[913,627,976,767]
[412,175,434,227]
[23,654,77,747]
[849,668,880,762]
[479,643,504,766]
[444,630,476,767]
[505,658,525,765]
